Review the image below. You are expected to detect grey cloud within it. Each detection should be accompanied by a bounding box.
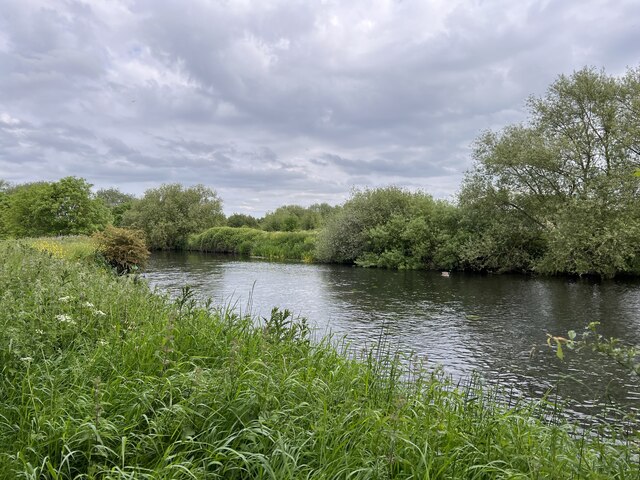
[0,0,638,214]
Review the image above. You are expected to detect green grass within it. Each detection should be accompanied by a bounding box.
[0,241,638,478]
[188,227,316,262]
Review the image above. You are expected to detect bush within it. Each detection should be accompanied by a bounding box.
[93,226,150,273]
[316,187,460,269]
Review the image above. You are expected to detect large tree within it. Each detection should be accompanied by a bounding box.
[461,67,640,276]
[3,177,111,237]
[122,184,224,249]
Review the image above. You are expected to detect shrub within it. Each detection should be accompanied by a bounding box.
[93,226,150,273]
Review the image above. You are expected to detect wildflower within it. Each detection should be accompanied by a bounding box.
[35,329,44,335]
[94,310,106,317]
[58,296,72,303]
[56,314,76,324]
[83,302,95,308]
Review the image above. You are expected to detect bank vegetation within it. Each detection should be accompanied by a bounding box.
[1,242,637,478]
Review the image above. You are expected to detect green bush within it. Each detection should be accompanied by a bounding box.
[2,177,111,237]
[93,226,150,273]
[316,187,460,269]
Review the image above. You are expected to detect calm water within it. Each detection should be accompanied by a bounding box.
[145,251,640,426]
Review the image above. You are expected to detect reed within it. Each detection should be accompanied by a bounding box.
[188,227,316,262]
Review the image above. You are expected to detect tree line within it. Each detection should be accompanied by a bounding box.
[1,66,639,277]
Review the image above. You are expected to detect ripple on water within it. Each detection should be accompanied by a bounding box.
[145,252,640,431]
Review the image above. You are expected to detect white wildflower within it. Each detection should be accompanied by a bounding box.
[35,329,44,335]
[94,310,106,317]
[98,340,107,346]
[58,296,71,303]
[55,314,75,324]
[82,302,95,308]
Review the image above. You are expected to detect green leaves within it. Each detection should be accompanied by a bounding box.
[462,66,640,277]
[122,184,224,250]
[2,177,111,237]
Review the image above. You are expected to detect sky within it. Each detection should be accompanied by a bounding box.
[0,0,639,215]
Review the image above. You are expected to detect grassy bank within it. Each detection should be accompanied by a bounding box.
[0,242,638,478]
[28,235,97,262]
[188,226,316,262]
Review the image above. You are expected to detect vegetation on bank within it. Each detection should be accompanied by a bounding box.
[27,230,150,275]
[120,184,225,250]
[188,226,316,261]
[317,67,640,277]
[1,241,638,479]
[0,177,111,238]
[1,65,640,277]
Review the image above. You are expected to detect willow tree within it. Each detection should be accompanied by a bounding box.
[460,67,640,277]
[122,184,224,250]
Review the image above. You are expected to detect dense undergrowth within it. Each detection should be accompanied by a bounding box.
[1,241,638,478]
[188,227,316,262]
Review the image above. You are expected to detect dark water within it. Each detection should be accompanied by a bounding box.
[145,251,640,427]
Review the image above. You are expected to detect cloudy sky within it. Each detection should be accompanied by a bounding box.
[1,0,638,214]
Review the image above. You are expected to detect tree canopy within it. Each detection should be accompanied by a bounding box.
[1,177,111,238]
[460,66,640,276]
[122,183,224,249]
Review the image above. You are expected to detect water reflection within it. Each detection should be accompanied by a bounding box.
[145,251,640,426]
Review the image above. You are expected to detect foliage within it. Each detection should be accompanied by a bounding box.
[188,226,316,261]
[226,213,260,228]
[457,176,547,273]
[0,242,637,478]
[2,177,112,238]
[461,66,640,277]
[316,187,460,269]
[0,189,9,239]
[261,203,338,231]
[122,183,224,250]
[95,188,137,226]
[549,322,639,375]
[93,226,150,274]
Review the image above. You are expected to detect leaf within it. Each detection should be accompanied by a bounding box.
[556,342,564,360]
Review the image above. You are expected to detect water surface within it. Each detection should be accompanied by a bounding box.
[145,251,640,427]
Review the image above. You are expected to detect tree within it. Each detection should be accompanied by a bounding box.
[122,183,224,249]
[315,187,459,269]
[95,188,137,226]
[461,66,640,276]
[4,177,111,237]
[226,213,260,228]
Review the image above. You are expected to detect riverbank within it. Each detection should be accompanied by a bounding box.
[187,226,316,262]
[1,241,638,478]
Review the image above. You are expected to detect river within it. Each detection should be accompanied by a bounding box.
[145,251,640,428]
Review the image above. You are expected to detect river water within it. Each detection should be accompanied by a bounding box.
[145,251,640,428]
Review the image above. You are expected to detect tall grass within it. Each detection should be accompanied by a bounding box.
[0,241,638,478]
[188,227,316,262]
[28,235,97,262]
